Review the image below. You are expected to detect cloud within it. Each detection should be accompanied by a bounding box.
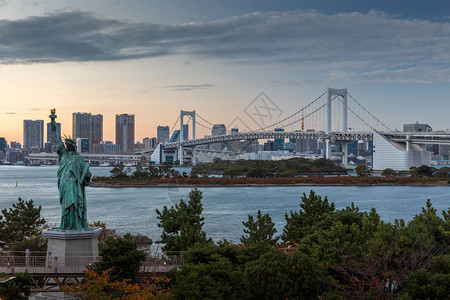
[5,112,16,114]
[1,10,450,82]
[165,84,214,91]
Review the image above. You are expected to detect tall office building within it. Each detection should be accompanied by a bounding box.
[229,128,240,152]
[169,125,189,143]
[0,138,7,151]
[157,126,170,143]
[116,114,135,153]
[73,113,92,144]
[211,124,227,150]
[73,113,103,152]
[47,122,61,145]
[295,129,318,154]
[143,137,157,151]
[91,114,103,145]
[23,120,44,149]
[274,128,284,150]
[181,124,188,141]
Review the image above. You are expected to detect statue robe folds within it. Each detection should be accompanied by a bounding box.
[57,142,91,230]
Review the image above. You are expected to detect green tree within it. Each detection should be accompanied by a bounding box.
[0,272,32,300]
[156,189,211,251]
[355,164,373,177]
[0,198,46,250]
[409,166,419,177]
[241,210,278,246]
[381,168,397,177]
[399,254,450,299]
[172,253,244,299]
[109,163,129,179]
[435,166,450,178]
[417,165,434,177]
[244,248,326,300]
[282,190,335,244]
[93,233,146,283]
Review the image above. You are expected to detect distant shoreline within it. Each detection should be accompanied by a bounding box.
[90,177,449,188]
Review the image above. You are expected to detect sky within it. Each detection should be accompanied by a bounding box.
[1,0,450,143]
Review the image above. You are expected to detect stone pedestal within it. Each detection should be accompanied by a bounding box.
[43,227,102,271]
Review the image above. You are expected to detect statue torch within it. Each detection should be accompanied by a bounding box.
[49,108,57,121]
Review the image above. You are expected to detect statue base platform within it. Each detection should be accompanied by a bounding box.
[43,227,102,270]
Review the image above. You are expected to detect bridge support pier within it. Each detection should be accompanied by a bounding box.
[325,139,331,159]
[179,146,183,165]
[342,142,348,167]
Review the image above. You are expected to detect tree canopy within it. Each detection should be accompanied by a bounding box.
[0,198,46,250]
[156,188,211,251]
[241,210,278,246]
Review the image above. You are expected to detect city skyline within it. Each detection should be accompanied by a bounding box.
[1,0,450,143]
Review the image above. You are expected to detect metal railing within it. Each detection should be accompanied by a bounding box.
[0,250,185,274]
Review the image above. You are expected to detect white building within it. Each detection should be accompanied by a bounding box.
[373,131,431,171]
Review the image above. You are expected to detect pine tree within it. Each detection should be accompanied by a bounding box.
[282,190,335,245]
[156,188,210,251]
[241,210,278,246]
[0,198,46,250]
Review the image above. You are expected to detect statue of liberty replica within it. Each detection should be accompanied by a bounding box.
[44,109,101,270]
[50,109,91,230]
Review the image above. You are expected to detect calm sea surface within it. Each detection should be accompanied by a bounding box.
[0,166,449,243]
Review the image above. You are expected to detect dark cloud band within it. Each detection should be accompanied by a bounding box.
[0,10,449,82]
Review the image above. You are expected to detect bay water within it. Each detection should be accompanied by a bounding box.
[0,166,449,243]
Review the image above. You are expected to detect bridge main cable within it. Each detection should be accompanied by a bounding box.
[252,90,327,132]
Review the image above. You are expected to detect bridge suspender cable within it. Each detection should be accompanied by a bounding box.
[252,90,328,132]
[347,92,391,131]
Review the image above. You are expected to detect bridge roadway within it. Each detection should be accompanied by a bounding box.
[163,130,450,149]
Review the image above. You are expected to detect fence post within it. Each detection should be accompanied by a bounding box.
[54,256,58,273]
[25,249,30,269]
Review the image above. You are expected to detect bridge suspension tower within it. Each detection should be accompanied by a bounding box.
[326,88,348,164]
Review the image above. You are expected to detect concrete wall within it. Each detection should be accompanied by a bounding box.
[373,131,431,171]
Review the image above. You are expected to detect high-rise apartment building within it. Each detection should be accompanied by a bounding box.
[72,113,103,152]
[116,114,135,153]
[73,112,92,142]
[211,124,226,150]
[229,128,240,152]
[274,128,285,150]
[91,114,103,145]
[23,120,44,149]
[143,137,157,151]
[157,126,170,143]
[47,122,61,145]
[0,138,7,151]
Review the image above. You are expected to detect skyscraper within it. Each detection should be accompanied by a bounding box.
[73,113,92,144]
[274,128,284,150]
[211,124,227,150]
[116,114,135,153]
[143,137,157,151]
[157,126,170,143]
[73,113,103,152]
[91,114,103,145]
[23,120,44,149]
[0,137,7,151]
